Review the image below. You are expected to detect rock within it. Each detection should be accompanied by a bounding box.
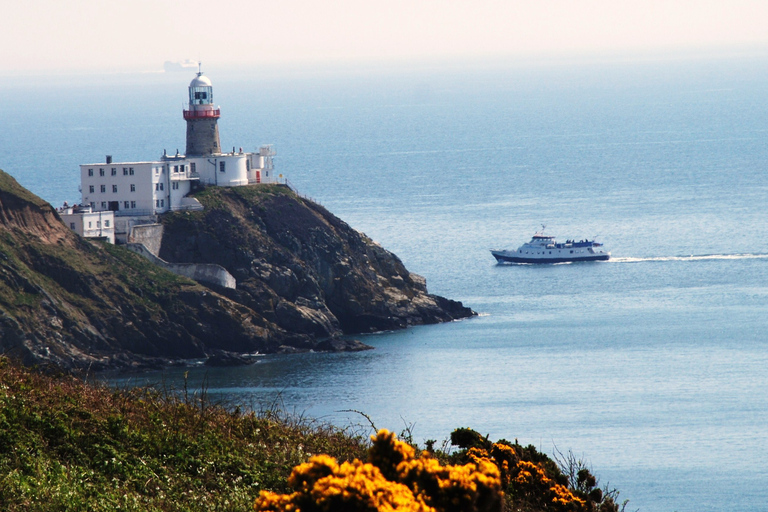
[159,185,476,343]
[204,350,257,367]
[276,345,309,354]
[314,338,374,352]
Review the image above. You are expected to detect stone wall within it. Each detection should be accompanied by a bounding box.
[125,243,236,289]
[185,118,221,156]
[129,223,164,256]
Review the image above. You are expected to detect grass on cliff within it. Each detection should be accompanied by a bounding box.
[0,171,49,208]
[0,357,367,512]
[189,184,295,211]
[0,228,201,326]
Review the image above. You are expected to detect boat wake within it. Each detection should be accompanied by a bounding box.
[609,253,768,263]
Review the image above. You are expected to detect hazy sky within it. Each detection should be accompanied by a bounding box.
[3,0,768,74]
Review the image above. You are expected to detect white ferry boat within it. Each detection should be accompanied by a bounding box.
[491,229,610,264]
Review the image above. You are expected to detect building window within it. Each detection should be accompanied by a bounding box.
[124,201,130,209]
[111,168,117,176]
[99,168,105,176]
[219,161,226,172]
[130,201,136,208]
[173,165,178,173]
[100,185,106,193]
[156,199,160,207]
[172,182,179,190]
[69,222,75,230]
[180,164,185,172]
[105,220,110,227]
[101,202,106,209]
[161,199,164,207]
[155,168,159,175]
[123,167,128,175]
[89,185,94,193]
[96,221,100,228]
[88,221,92,228]
[130,184,135,192]
[190,162,196,173]
[88,169,93,176]
[129,167,134,175]
[112,185,118,193]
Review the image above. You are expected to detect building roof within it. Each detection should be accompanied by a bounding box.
[190,73,212,88]
[81,161,162,166]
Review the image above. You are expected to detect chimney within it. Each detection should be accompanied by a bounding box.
[106,155,113,164]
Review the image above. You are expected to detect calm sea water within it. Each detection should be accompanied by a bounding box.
[3,54,768,511]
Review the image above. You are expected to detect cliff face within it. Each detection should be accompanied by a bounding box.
[159,185,475,340]
[0,170,473,371]
[0,171,279,370]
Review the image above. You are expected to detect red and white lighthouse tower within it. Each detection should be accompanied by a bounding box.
[184,70,221,156]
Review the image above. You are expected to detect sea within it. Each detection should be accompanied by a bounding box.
[3,51,768,512]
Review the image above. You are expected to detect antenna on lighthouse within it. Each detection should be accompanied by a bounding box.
[198,61,202,75]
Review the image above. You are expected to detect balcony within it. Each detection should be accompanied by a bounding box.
[183,108,220,120]
[170,171,200,181]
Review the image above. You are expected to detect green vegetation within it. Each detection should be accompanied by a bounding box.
[191,184,295,210]
[0,171,50,208]
[0,356,367,511]
[0,357,627,511]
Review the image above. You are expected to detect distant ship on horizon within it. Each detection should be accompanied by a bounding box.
[163,59,199,73]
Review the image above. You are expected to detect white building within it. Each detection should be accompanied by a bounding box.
[75,70,279,242]
[59,204,115,244]
[80,158,200,217]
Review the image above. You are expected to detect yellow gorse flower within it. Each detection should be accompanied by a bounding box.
[253,429,502,512]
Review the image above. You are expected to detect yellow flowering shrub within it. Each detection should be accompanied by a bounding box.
[449,428,621,512]
[254,429,502,512]
[396,452,501,512]
[512,460,586,511]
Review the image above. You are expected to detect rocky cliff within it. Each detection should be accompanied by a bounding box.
[0,170,474,371]
[159,184,475,342]
[0,171,281,370]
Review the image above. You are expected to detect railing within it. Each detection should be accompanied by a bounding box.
[170,204,204,212]
[183,108,220,120]
[114,209,155,217]
[170,171,200,180]
[283,179,321,205]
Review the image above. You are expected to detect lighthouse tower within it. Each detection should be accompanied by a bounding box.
[184,71,221,156]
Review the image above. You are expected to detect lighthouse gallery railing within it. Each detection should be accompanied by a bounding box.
[183,108,221,120]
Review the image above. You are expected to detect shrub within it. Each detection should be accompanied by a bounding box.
[449,428,625,512]
[254,429,502,512]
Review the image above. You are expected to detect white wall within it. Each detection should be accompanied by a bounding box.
[60,210,115,244]
[81,161,157,215]
[81,160,199,215]
[194,154,248,186]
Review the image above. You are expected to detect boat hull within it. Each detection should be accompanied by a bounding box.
[491,251,610,264]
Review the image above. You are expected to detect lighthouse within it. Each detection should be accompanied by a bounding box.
[184,71,221,156]
[76,70,280,244]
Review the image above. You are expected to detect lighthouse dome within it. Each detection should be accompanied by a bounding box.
[190,74,212,88]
